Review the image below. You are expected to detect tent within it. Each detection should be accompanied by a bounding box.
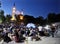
[38,26,43,31]
[26,23,36,28]
[44,25,51,30]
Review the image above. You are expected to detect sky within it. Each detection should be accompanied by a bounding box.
[0,0,60,18]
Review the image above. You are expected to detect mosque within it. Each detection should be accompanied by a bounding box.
[0,2,24,24]
[11,3,24,21]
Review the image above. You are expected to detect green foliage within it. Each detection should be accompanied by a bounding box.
[6,14,12,22]
[0,10,5,23]
[23,15,44,26]
[0,9,60,25]
[47,13,60,24]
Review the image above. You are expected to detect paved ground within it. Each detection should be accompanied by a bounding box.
[55,28,60,38]
[0,28,60,44]
[2,37,60,44]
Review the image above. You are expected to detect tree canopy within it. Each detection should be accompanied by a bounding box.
[0,10,60,25]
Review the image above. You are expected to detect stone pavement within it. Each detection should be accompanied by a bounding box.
[1,37,60,44]
[55,28,60,38]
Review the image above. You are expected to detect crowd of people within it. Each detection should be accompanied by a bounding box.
[0,23,59,43]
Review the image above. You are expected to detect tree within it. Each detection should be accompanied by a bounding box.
[0,10,5,23]
[6,14,12,22]
[47,13,56,24]
[55,14,60,22]
[35,16,44,25]
[24,15,35,25]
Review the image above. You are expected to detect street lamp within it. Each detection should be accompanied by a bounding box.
[19,15,24,26]
[20,15,24,20]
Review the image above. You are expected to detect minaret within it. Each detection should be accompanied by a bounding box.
[20,9,24,15]
[11,3,16,21]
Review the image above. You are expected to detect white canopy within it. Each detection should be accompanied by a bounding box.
[26,23,36,28]
[38,26,43,31]
[44,25,51,30]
